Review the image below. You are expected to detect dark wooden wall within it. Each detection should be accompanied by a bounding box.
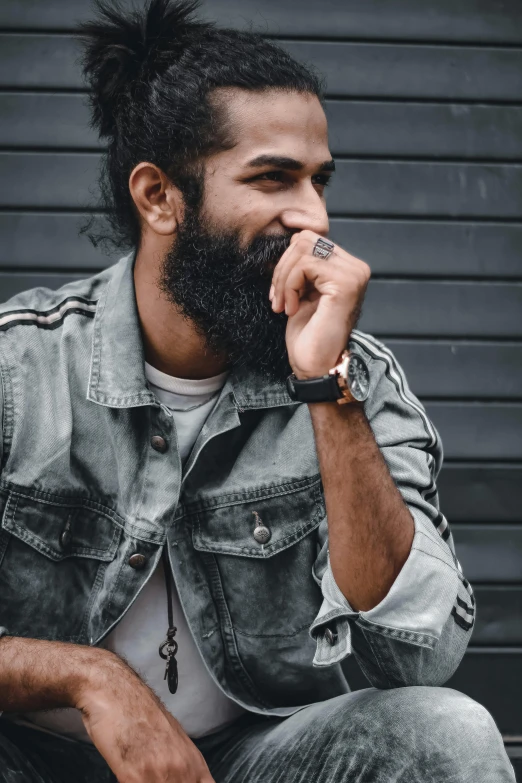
[1,0,521,757]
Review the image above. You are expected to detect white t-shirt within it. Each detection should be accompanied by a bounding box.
[17,362,247,741]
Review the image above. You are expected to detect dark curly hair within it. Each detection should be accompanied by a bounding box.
[78,0,324,251]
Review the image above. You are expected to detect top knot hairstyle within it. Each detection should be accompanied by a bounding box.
[78,0,324,250]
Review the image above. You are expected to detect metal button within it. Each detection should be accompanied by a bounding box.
[129,553,147,570]
[151,435,168,453]
[60,525,71,549]
[324,627,338,646]
[253,525,271,544]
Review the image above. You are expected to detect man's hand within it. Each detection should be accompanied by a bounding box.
[269,230,371,379]
[76,653,216,783]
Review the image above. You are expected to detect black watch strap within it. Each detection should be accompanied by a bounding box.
[286,372,342,403]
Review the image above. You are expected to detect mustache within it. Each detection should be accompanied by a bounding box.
[232,233,293,282]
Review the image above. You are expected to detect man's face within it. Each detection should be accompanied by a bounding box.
[160,89,333,383]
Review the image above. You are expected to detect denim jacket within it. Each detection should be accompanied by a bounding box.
[0,253,475,717]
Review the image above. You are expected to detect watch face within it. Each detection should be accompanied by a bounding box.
[347,354,370,401]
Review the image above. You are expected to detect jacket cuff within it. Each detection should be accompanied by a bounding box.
[309,514,459,667]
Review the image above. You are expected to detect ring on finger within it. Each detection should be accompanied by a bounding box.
[312,237,335,260]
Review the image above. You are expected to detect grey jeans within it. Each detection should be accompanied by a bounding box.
[0,687,515,783]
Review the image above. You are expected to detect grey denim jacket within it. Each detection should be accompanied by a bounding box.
[0,253,475,717]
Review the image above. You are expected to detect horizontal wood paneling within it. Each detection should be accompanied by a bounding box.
[329,219,522,278]
[386,341,522,399]
[438,464,522,523]
[3,152,522,219]
[283,41,522,101]
[2,0,522,44]
[447,651,522,735]
[327,160,522,218]
[0,92,98,149]
[3,35,522,102]
[472,587,522,645]
[426,402,522,460]
[361,281,522,338]
[1,213,520,279]
[452,526,522,582]
[327,101,522,159]
[0,35,80,90]
[4,94,522,161]
[0,152,100,209]
[343,650,522,735]
[1,271,520,339]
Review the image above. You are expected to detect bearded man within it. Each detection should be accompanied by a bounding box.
[0,1,514,781]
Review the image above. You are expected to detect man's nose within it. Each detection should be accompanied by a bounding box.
[280,186,330,236]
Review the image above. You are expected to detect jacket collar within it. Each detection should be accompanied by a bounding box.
[87,252,298,411]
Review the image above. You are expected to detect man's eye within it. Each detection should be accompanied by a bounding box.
[312,175,332,187]
[257,171,284,181]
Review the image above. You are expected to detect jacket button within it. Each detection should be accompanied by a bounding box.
[60,527,71,549]
[324,627,338,646]
[253,525,271,544]
[151,435,168,453]
[129,553,147,570]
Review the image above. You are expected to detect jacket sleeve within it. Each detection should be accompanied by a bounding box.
[309,330,475,687]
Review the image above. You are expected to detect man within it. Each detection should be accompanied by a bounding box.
[0,0,514,781]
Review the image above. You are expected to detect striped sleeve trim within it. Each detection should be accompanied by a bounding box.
[351,331,439,451]
[451,573,476,632]
[0,297,97,332]
[350,331,440,502]
[351,331,476,632]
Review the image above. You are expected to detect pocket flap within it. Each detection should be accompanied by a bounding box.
[2,490,122,562]
[192,477,324,558]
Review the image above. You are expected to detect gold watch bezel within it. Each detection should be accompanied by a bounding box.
[328,349,356,405]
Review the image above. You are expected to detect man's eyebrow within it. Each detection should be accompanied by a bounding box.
[245,155,336,172]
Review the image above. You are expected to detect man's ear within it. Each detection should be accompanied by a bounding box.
[128,162,184,236]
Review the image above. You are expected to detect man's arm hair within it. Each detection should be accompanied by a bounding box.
[0,635,120,713]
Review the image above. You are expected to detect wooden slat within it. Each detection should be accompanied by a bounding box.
[0,213,117,270]
[326,101,522,160]
[426,403,522,461]
[282,41,522,101]
[3,152,522,219]
[0,34,80,90]
[361,281,522,338]
[0,92,99,149]
[2,0,522,44]
[328,219,522,278]
[385,341,522,399]
[327,160,522,218]
[3,35,522,102]
[0,152,100,210]
[1,269,520,339]
[1,213,520,279]
[4,94,522,161]
[452,526,522,583]
[438,464,522,524]
[472,587,522,645]
[343,650,522,735]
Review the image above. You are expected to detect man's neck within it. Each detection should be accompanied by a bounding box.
[133,246,229,381]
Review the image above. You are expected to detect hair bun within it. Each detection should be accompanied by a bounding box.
[79,0,201,138]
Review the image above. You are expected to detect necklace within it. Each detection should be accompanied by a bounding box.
[158,546,179,694]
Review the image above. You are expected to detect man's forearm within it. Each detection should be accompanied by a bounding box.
[309,401,414,612]
[0,635,118,713]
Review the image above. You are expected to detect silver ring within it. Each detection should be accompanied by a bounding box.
[312,237,335,260]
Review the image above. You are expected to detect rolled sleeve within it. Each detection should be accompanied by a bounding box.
[309,331,474,685]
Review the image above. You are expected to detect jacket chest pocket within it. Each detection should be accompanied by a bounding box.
[0,490,122,642]
[191,477,325,637]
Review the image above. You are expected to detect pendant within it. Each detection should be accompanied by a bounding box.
[166,654,178,694]
[159,627,179,695]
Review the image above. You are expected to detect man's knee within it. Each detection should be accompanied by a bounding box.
[324,686,515,782]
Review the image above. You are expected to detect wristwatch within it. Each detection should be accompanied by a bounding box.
[286,350,370,405]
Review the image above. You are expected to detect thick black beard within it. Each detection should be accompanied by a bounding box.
[159,207,294,384]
